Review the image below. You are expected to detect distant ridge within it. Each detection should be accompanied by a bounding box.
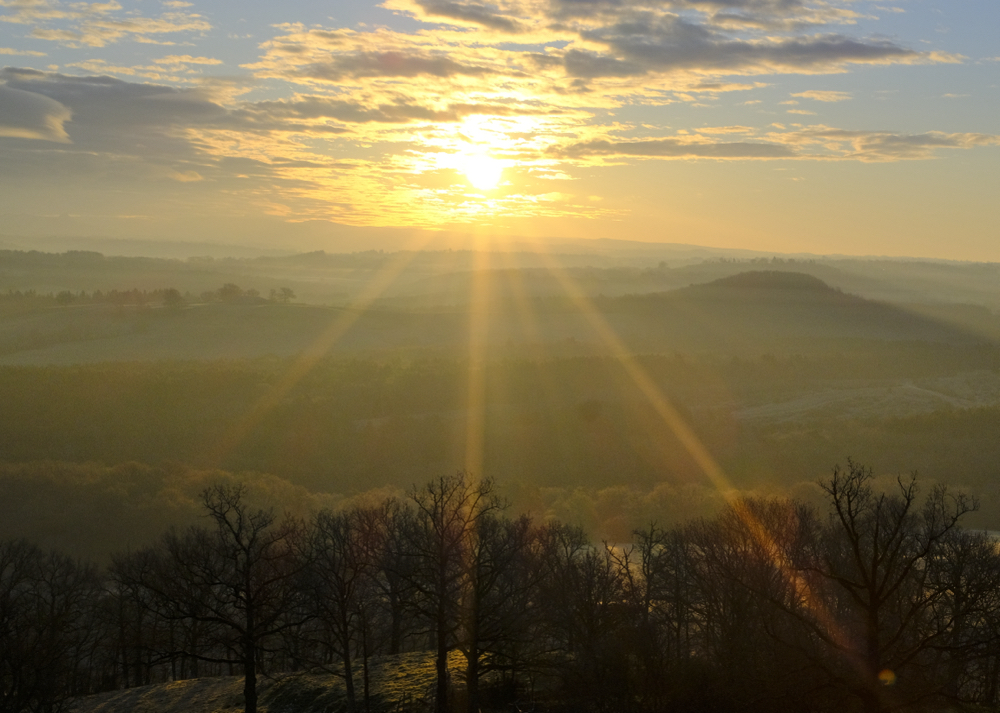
[612,270,858,306]
[697,270,836,291]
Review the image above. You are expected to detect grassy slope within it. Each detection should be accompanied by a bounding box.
[71,651,464,713]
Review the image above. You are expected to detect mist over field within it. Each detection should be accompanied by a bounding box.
[2,243,1000,544]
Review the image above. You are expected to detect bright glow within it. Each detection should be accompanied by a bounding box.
[461,153,504,191]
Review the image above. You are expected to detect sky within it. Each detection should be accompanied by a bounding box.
[0,0,997,259]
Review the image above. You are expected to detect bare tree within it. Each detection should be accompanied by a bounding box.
[132,484,310,713]
[370,499,420,658]
[809,461,978,713]
[406,472,503,713]
[459,512,539,713]
[684,497,828,712]
[0,540,102,713]
[307,506,384,713]
[534,522,630,708]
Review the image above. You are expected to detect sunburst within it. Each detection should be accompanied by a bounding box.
[460,152,504,191]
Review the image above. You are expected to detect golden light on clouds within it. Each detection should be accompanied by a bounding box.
[0,0,996,256]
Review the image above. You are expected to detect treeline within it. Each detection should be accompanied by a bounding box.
[5,465,1000,713]
[0,286,185,307]
[0,284,296,307]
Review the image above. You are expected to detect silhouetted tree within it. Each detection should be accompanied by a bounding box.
[269,288,295,303]
[406,472,502,713]
[459,512,538,713]
[162,288,184,309]
[810,461,979,713]
[131,484,310,713]
[0,540,102,713]
[307,506,384,713]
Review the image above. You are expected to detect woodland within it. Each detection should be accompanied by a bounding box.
[6,466,1000,713]
[2,247,1000,713]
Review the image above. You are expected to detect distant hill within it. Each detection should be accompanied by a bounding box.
[690,270,836,291]
[601,270,991,351]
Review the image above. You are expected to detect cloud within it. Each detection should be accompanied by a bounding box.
[230,96,559,128]
[699,125,755,134]
[0,67,226,151]
[65,57,190,81]
[688,80,768,93]
[553,136,797,159]
[154,54,222,66]
[580,15,951,77]
[552,125,1000,163]
[244,27,515,89]
[0,83,71,141]
[792,89,851,101]
[1,0,994,239]
[545,0,873,33]
[773,126,1000,161]
[2,0,210,48]
[0,69,588,230]
[0,46,46,56]
[296,51,497,81]
[248,7,958,104]
[405,0,526,33]
[563,49,645,78]
[169,169,202,182]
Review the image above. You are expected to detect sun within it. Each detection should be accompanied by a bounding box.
[460,153,504,191]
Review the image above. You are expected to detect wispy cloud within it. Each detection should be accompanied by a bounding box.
[792,89,852,101]
[0,46,46,55]
[552,125,1000,163]
[772,125,1000,161]
[154,55,222,66]
[553,136,798,159]
[1,0,210,48]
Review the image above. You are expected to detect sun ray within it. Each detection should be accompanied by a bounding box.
[526,243,730,489]
[201,238,434,468]
[516,237,857,664]
[463,243,493,476]
[499,247,547,353]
